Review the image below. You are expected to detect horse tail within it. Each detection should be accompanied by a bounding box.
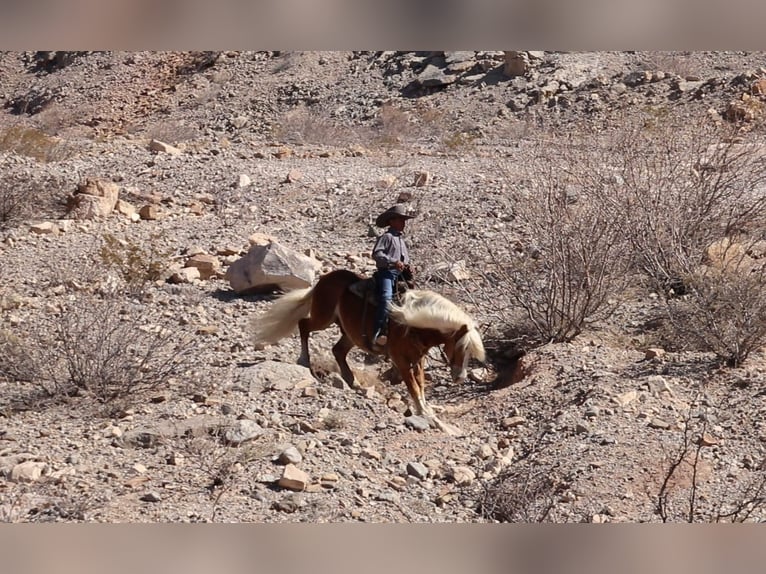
[250,287,314,348]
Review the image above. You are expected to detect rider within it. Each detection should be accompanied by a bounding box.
[371,204,415,348]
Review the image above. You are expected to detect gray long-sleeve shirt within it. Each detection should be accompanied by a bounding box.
[372,228,410,270]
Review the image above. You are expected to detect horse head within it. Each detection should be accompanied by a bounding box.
[389,289,486,384]
[442,323,486,384]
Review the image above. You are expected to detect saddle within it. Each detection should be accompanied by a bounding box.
[348,271,414,349]
[348,277,378,305]
[347,271,413,305]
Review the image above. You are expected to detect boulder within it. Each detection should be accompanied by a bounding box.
[185,253,221,280]
[503,51,529,77]
[67,178,119,220]
[148,139,181,155]
[226,241,320,294]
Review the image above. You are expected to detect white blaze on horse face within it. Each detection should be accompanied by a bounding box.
[450,350,469,384]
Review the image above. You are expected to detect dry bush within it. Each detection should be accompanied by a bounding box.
[0,330,41,383]
[144,121,200,145]
[373,103,419,146]
[272,105,356,146]
[496,113,766,365]
[492,135,631,343]
[603,116,766,293]
[600,115,766,365]
[480,459,567,523]
[177,432,270,521]
[654,400,766,522]
[372,101,447,149]
[4,296,195,409]
[665,255,766,367]
[99,232,172,298]
[440,129,479,153]
[0,125,76,162]
[0,168,69,228]
[640,51,698,79]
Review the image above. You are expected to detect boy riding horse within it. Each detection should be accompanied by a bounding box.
[371,204,415,349]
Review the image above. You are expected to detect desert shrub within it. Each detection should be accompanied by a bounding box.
[441,129,479,153]
[272,105,355,146]
[493,135,631,343]
[0,125,76,162]
[0,167,68,227]
[144,121,200,145]
[0,295,194,409]
[654,399,766,522]
[664,250,766,366]
[178,432,270,521]
[480,459,567,523]
[604,117,766,293]
[639,51,698,79]
[0,330,40,382]
[99,232,171,298]
[601,115,766,365]
[373,103,417,146]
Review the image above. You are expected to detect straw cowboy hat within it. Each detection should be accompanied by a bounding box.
[375,204,416,227]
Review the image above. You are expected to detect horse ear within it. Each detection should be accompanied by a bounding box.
[455,324,469,339]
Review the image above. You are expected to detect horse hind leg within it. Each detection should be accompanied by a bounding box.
[332,329,356,388]
[297,301,338,370]
[297,317,312,369]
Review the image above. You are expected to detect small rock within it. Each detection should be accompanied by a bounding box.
[149,139,181,155]
[476,444,494,459]
[273,493,303,512]
[10,461,47,483]
[29,222,59,235]
[320,473,339,489]
[277,446,303,465]
[168,267,201,284]
[224,419,263,445]
[138,204,161,220]
[406,461,429,480]
[285,169,303,183]
[645,347,666,360]
[328,373,348,389]
[614,391,638,407]
[649,418,672,430]
[278,464,310,491]
[448,465,476,486]
[413,171,432,187]
[140,491,162,503]
[584,406,600,418]
[404,415,430,431]
[185,253,221,280]
[238,174,252,188]
[699,433,720,447]
[362,448,381,461]
[501,416,526,429]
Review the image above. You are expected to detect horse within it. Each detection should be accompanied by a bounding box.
[249,269,486,434]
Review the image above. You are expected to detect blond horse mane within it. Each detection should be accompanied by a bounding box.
[389,290,485,361]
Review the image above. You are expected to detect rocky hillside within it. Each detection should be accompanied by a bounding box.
[2,51,766,523]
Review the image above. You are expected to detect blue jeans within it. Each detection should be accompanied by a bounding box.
[373,269,399,337]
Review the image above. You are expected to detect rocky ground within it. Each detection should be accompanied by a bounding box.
[2,51,766,523]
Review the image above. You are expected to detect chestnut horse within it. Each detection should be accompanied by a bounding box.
[250,269,485,434]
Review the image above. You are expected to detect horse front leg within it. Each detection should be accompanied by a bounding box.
[398,358,461,436]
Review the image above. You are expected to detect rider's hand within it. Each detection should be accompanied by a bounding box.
[393,261,405,271]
